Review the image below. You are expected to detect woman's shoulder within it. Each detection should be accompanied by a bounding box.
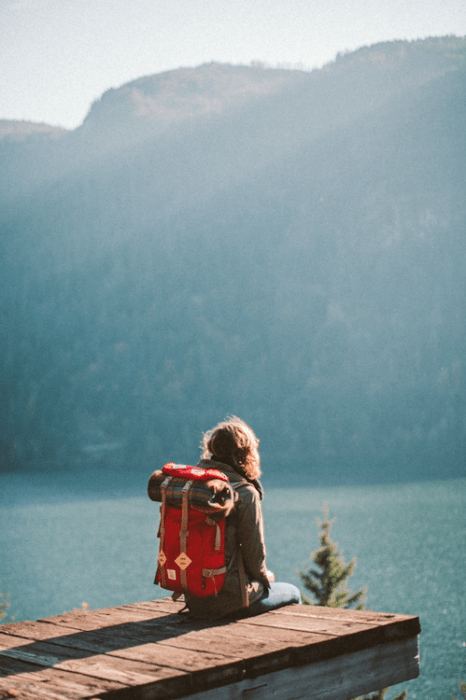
[197,459,261,500]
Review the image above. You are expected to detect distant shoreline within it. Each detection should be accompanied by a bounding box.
[1,468,464,509]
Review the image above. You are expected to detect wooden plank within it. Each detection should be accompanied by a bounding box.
[37,606,167,630]
[270,605,421,636]
[0,639,186,684]
[0,621,83,645]
[144,637,420,700]
[0,654,188,700]
[0,683,68,700]
[0,651,55,677]
[106,643,239,673]
[155,622,328,657]
[2,618,195,655]
[0,650,127,700]
[240,610,375,634]
[117,599,185,615]
[59,654,186,688]
[272,605,402,620]
[239,606,420,663]
[32,599,185,634]
[1,662,126,700]
[202,619,327,646]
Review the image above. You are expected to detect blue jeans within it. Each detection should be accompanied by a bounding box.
[234,582,302,618]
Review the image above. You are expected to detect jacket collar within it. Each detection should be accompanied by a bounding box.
[197,458,264,499]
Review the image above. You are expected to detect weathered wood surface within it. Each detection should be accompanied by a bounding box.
[0,599,420,700]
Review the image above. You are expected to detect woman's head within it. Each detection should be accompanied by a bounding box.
[201,416,261,480]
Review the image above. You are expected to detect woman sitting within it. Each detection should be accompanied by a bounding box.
[185,416,302,619]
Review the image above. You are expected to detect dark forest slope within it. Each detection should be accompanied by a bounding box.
[1,37,465,486]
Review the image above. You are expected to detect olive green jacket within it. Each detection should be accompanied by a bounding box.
[185,458,270,618]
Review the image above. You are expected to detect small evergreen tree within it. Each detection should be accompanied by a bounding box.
[298,504,366,609]
[298,505,407,700]
[452,680,466,700]
[0,590,10,624]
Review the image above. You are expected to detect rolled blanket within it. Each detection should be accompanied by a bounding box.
[148,469,237,515]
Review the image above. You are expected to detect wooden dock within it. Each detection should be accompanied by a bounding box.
[0,598,420,700]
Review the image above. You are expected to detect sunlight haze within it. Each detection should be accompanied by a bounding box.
[1,0,466,129]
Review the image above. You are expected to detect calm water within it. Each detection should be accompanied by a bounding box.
[1,477,465,699]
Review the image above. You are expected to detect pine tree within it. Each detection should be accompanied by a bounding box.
[298,505,407,700]
[452,680,466,700]
[0,591,10,624]
[298,504,366,609]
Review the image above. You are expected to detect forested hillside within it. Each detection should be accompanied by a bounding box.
[1,36,465,487]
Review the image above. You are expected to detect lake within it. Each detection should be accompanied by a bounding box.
[1,475,465,699]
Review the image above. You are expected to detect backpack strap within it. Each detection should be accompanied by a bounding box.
[205,517,222,550]
[157,476,171,589]
[179,480,193,593]
[201,566,227,596]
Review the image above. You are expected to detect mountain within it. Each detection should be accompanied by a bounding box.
[0,120,67,142]
[1,36,465,488]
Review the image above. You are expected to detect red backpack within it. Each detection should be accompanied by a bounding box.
[148,463,237,598]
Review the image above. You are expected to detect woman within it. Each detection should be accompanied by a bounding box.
[185,416,301,619]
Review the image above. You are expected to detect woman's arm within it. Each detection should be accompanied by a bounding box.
[235,484,270,587]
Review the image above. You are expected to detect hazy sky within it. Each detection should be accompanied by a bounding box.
[2,0,465,129]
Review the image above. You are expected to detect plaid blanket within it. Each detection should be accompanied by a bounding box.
[148,470,237,514]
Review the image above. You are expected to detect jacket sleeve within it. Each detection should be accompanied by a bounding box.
[235,484,270,588]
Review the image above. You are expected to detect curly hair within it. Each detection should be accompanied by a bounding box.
[201,416,261,480]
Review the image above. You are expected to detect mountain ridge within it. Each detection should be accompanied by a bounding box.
[1,37,465,486]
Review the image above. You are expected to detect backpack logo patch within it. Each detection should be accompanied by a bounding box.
[158,551,167,566]
[175,553,192,570]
